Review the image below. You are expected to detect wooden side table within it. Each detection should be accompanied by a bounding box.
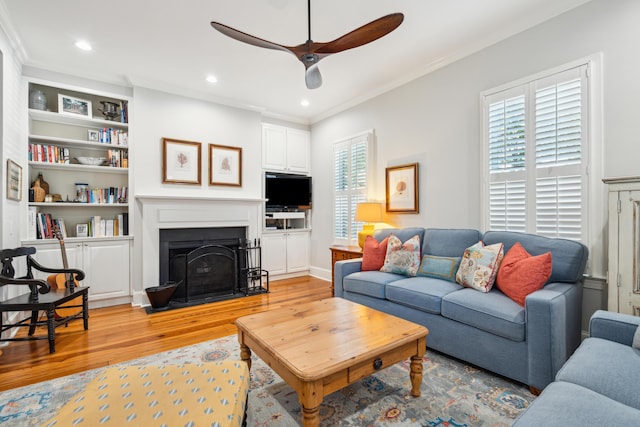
[329,245,362,295]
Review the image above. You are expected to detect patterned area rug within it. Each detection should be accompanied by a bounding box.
[0,335,534,426]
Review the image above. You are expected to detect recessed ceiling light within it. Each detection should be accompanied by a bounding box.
[75,40,92,51]
[300,99,310,107]
[206,75,218,84]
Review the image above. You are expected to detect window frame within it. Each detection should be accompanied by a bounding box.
[332,131,375,246]
[480,56,602,252]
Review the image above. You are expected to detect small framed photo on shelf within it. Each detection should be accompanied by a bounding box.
[58,94,92,119]
[385,162,419,213]
[162,138,202,185]
[88,129,99,142]
[209,143,242,187]
[6,159,22,201]
[76,223,88,238]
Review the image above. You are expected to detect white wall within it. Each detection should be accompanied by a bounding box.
[310,0,640,282]
[130,86,264,295]
[0,20,24,251]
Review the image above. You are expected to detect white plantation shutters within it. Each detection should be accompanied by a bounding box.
[484,65,588,241]
[334,133,372,245]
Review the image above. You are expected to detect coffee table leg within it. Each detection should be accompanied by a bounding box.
[240,343,252,371]
[410,354,423,397]
[300,380,323,427]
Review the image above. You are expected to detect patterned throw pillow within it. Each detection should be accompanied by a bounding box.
[380,234,421,276]
[455,241,504,292]
[496,242,552,306]
[361,235,389,271]
[417,255,462,282]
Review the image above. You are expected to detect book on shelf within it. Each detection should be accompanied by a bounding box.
[28,207,38,240]
[35,213,67,240]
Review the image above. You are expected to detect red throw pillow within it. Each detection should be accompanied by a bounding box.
[496,242,552,306]
[361,236,389,271]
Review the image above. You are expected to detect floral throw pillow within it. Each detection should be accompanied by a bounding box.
[380,234,421,276]
[455,241,504,292]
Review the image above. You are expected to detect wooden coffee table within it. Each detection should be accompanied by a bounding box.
[235,298,428,427]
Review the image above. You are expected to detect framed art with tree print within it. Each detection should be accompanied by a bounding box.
[209,143,242,187]
[162,138,202,185]
[385,162,419,213]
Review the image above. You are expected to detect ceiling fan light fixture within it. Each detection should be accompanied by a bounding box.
[210,1,403,89]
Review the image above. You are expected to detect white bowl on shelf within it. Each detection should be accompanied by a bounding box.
[75,157,107,166]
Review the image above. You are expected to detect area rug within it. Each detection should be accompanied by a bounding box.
[0,335,534,426]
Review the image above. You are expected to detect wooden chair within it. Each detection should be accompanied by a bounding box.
[0,246,89,353]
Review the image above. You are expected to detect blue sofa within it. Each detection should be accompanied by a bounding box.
[334,227,588,390]
[513,310,640,426]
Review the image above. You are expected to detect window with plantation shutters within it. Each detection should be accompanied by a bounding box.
[333,132,373,245]
[483,65,588,242]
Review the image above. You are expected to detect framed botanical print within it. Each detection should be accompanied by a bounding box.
[385,162,419,213]
[162,138,202,185]
[209,143,242,187]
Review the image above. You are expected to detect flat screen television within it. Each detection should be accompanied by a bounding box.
[265,172,312,210]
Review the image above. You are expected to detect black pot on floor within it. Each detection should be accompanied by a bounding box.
[145,281,179,309]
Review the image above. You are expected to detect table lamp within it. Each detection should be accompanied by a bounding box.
[355,202,383,248]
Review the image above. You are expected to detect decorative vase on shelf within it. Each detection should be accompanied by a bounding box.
[30,90,47,111]
[31,180,45,203]
[31,172,49,195]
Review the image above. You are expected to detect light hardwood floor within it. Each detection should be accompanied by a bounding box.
[0,276,332,392]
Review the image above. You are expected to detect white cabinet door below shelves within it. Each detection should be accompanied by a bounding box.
[29,242,83,282]
[262,234,287,275]
[286,232,310,272]
[83,240,130,300]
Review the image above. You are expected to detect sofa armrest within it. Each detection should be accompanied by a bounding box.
[333,259,363,297]
[525,281,582,389]
[589,309,640,346]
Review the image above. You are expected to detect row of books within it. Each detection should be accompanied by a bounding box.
[28,144,69,163]
[78,186,128,204]
[98,128,128,145]
[89,214,129,237]
[27,208,129,239]
[106,148,128,168]
[33,212,67,240]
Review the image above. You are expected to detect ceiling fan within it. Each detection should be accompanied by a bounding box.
[211,1,404,89]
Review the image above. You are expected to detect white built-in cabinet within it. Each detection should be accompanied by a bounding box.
[604,176,640,316]
[262,123,310,173]
[22,78,132,307]
[261,231,310,276]
[28,239,131,306]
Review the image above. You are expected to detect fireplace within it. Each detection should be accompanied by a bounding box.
[159,227,247,303]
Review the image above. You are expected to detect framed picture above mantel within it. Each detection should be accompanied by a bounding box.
[385,162,419,213]
[162,138,202,185]
[209,143,242,187]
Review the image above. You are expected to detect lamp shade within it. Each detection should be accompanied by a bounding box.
[355,202,383,223]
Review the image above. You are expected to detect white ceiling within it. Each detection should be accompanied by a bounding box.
[1,0,591,124]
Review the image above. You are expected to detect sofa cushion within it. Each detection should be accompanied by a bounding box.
[555,337,640,411]
[361,235,389,271]
[385,277,462,314]
[455,241,504,292]
[373,227,425,249]
[422,228,482,257]
[343,271,404,299]
[441,288,525,341]
[512,381,640,427]
[483,230,588,284]
[496,242,552,306]
[417,255,461,282]
[380,234,421,276]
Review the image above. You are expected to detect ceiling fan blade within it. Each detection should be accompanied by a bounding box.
[211,21,292,54]
[305,65,322,89]
[315,13,404,54]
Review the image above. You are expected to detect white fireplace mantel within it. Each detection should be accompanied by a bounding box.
[134,195,265,306]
